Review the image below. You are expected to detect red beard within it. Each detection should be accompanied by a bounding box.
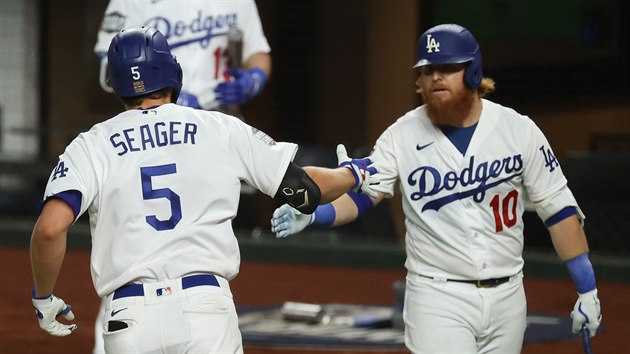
[421,86,476,125]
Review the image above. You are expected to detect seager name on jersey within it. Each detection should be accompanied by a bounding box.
[408,154,524,212]
[110,121,197,157]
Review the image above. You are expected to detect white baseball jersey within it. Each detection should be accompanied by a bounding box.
[94,0,271,110]
[371,99,571,280]
[43,104,296,297]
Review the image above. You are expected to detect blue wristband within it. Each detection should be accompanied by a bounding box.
[248,67,268,97]
[565,253,596,294]
[347,191,373,217]
[313,203,335,226]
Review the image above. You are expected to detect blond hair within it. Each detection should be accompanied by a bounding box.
[478,77,495,98]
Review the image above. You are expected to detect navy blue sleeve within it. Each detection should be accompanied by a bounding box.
[38,190,83,218]
[544,206,577,227]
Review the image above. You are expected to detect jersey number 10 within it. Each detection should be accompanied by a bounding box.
[489,189,518,232]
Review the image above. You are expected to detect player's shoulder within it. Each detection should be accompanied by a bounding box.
[381,106,433,138]
[484,99,536,127]
[482,99,532,123]
[387,106,426,129]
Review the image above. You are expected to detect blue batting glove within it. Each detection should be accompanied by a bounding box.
[176,91,202,109]
[336,144,380,198]
[214,67,267,107]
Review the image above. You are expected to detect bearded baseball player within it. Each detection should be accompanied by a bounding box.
[94,0,271,110]
[30,25,377,353]
[271,23,602,353]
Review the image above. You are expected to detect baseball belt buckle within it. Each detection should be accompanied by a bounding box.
[475,279,495,288]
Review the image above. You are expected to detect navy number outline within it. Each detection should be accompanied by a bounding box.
[140,163,182,231]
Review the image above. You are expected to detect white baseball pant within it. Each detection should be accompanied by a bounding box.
[404,272,526,353]
[101,274,242,353]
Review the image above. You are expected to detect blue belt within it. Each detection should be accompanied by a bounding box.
[113,274,220,300]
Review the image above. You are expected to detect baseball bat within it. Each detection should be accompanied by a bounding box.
[225,25,245,120]
[580,326,593,354]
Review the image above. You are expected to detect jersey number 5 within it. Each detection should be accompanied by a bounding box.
[140,163,182,231]
[489,189,519,232]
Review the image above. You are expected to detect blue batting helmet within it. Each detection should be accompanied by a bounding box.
[413,24,483,89]
[107,25,182,102]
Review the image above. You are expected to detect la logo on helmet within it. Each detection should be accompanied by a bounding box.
[426,34,440,53]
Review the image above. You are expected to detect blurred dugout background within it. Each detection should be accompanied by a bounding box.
[1,0,630,270]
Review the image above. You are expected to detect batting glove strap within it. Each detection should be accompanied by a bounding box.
[31,290,77,336]
[571,288,602,337]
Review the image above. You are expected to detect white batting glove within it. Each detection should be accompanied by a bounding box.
[336,144,380,198]
[271,204,313,238]
[570,288,602,337]
[32,292,77,336]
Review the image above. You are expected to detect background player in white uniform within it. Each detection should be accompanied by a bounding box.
[94,0,271,110]
[271,24,602,353]
[30,26,377,353]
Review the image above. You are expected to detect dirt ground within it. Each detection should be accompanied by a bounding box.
[2,246,627,354]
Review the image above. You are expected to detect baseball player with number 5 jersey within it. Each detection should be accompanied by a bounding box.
[94,0,271,110]
[30,26,378,353]
[271,24,602,353]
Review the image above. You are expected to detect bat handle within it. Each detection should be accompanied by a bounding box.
[580,326,593,354]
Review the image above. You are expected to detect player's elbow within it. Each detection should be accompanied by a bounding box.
[33,220,63,244]
[276,162,321,214]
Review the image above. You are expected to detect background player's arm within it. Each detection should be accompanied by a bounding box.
[97,55,114,93]
[215,52,271,107]
[244,52,271,79]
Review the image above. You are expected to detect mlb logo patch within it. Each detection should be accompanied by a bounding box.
[156,287,172,297]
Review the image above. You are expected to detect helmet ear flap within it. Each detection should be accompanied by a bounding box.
[464,51,483,89]
[171,61,183,103]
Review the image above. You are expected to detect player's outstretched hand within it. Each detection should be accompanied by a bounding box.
[214,68,267,107]
[570,288,602,337]
[31,291,77,336]
[271,204,313,238]
[337,144,380,198]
